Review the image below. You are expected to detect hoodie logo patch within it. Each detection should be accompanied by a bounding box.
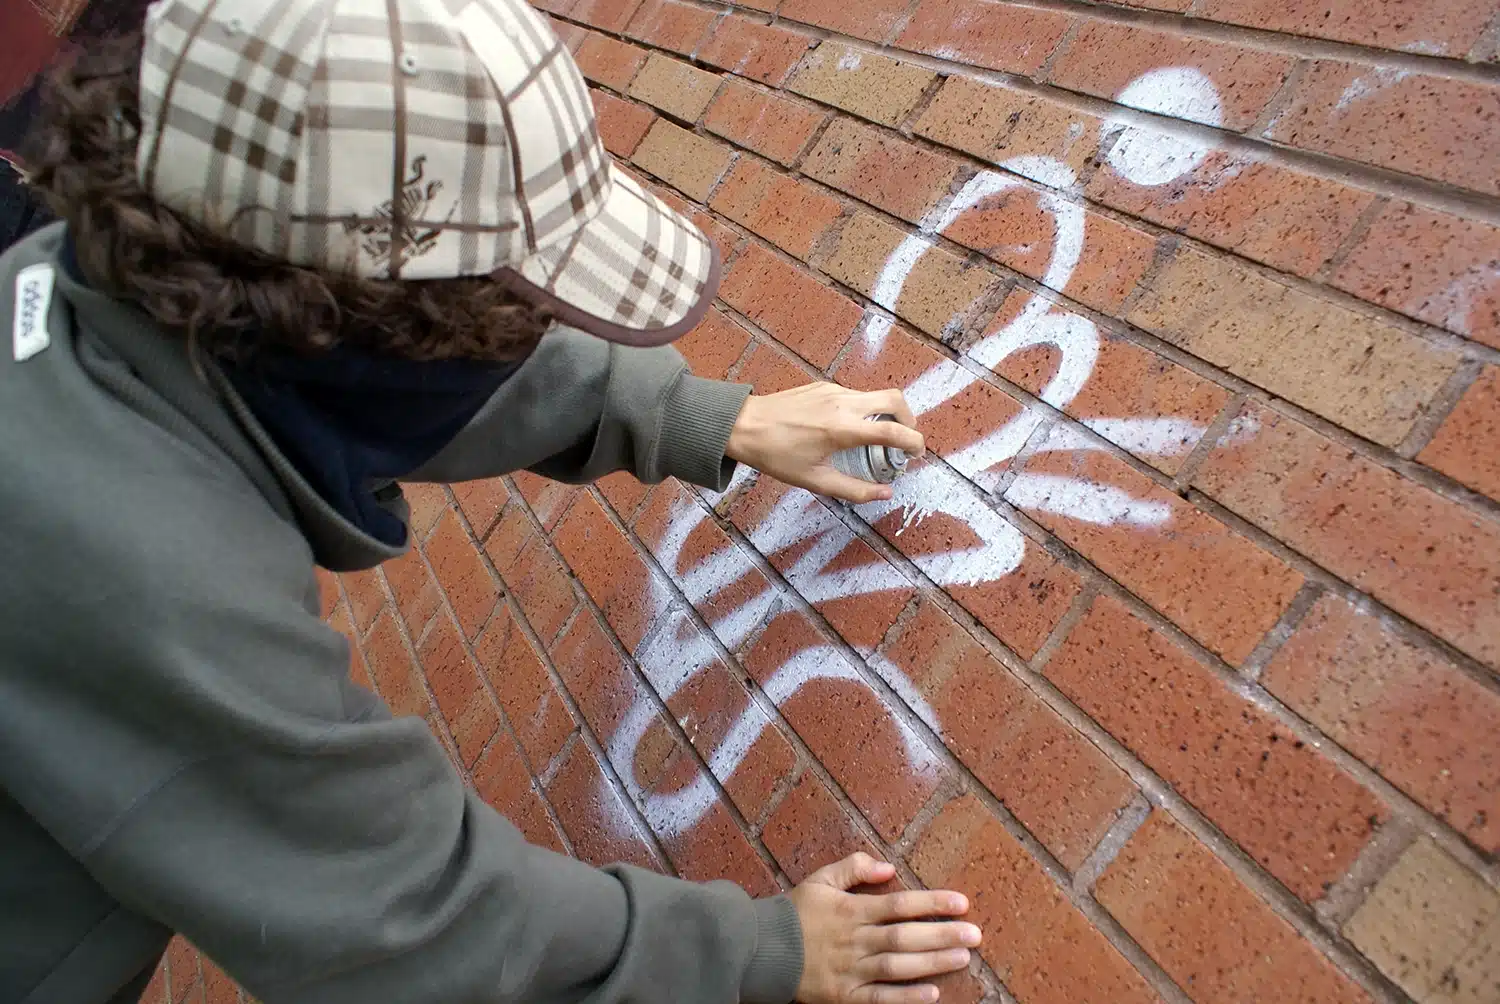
[13,263,54,362]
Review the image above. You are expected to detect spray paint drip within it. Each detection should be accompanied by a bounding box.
[829,414,910,484]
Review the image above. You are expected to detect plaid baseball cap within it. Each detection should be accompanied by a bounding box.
[135,0,719,347]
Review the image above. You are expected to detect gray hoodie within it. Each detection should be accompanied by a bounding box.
[0,223,802,1004]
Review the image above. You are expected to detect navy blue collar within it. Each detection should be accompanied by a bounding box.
[61,233,520,545]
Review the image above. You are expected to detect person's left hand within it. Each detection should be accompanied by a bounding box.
[726,383,925,504]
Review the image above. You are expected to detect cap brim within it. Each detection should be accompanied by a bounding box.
[491,165,721,348]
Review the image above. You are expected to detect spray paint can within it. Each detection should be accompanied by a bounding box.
[829,414,909,484]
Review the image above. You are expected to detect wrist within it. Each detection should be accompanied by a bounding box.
[726,394,766,464]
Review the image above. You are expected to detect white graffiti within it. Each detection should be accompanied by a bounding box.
[602,68,1234,839]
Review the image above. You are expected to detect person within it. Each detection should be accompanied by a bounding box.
[0,1,982,1002]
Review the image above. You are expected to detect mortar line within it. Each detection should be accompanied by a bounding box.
[1395,357,1486,459]
[1235,580,1324,682]
[420,497,589,858]
[1314,195,1389,284]
[487,481,677,874]
[1071,792,1152,896]
[554,4,1500,225]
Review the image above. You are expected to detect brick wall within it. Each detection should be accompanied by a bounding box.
[153,2,1500,1002]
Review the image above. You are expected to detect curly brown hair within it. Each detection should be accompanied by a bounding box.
[22,32,552,362]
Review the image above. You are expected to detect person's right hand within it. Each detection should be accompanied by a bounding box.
[787,852,980,1003]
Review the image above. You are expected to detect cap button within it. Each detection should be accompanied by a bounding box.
[399,51,419,76]
[224,16,244,35]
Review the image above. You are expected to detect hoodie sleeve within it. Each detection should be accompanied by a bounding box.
[406,324,752,491]
[0,471,801,1004]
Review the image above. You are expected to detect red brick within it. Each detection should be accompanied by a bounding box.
[623,0,714,54]
[315,567,339,620]
[1008,433,1303,664]
[1196,404,1500,671]
[704,77,827,167]
[596,471,653,520]
[362,611,429,718]
[1267,62,1500,196]
[696,15,814,87]
[915,76,1103,184]
[545,14,587,51]
[381,546,443,639]
[1421,367,1500,500]
[831,317,1025,473]
[910,795,1160,1004]
[1047,595,1386,901]
[554,493,661,650]
[419,613,500,767]
[1127,245,1458,449]
[402,482,449,542]
[483,504,534,573]
[339,568,386,634]
[1100,812,1374,1003]
[476,607,576,770]
[1050,23,1294,130]
[786,42,935,129]
[645,749,781,896]
[637,612,799,824]
[471,731,567,853]
[569,0,644,32]
[726,477,913,652]
[630,120,736,202]
[985,293,1231,476]
[1088,150,1374,278]
[166,939,200,1004]
[1332,201,1500,350]
[502,536,579,644]
[545,741,659,869]
[735,341,811,394]
[1201,0,1492,61]
[590,88,656,156]
[819,212,1005,343]
[675,307,753,381]
[141,959,168,1004]
[1264,595,1500,851]
[200,957,236,1004]
[885,601,1136,869]
[801,117,964,226]
[628,52,723,122]
[635,481,779,645]
[943,186,1157,313]
[550,608,642,748]
[897,0,1073,75]
[451,477,510,539]
[709,157,843,261]
[718,243,862,367]
[424,513,500,639]
[743,609,945,841]
[511,470,578,530]
[761,772,879,884]
[573,30,648,91]
[777,0,911,43]
[338,608,376,691]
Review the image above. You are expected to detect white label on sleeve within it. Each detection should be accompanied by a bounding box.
[13,263,55,362]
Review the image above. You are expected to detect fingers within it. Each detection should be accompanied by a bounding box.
[862,921,982,955]
[854,983,942,1004]
[858,389,917,429]
[861,889,970,923]
[861,947,972,984]
[805,469,896,505]
[857,417,926,458]
[808,852,898,892]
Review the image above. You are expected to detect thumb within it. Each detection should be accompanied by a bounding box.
[809,852,897,891]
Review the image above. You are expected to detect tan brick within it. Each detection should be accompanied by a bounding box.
[1127,246,1459,447]
[573,31,648,91]
[628,52,723,122]
[786,42,936,128]
[1345,838,1499,1000]
[801,117,964,225]
[820,211,1004,342]
[914,76,1102,185]
[630,120,735,201]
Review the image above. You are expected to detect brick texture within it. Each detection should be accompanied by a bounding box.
[218,7,1500,1003]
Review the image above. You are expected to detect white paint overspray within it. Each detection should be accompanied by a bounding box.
[600,68,1234,841]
